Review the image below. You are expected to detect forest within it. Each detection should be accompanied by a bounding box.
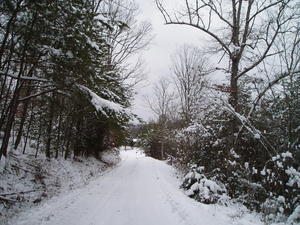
[0,1,150,221]
[136,0,300,224]
[0,0,299,224]
[0,0,150,161]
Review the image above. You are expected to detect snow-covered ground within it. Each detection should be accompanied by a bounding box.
[10,148,263,225]
[0,147,120,225]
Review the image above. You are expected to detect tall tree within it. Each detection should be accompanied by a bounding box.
[155,0,299,143]
[171,45,210,123]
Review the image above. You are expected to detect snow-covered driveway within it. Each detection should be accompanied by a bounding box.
[13,149,261,225]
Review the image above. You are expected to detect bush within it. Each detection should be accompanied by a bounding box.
[181,165,229,204]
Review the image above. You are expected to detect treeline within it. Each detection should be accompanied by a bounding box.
[0,0,150,160]
[138,1,300,223]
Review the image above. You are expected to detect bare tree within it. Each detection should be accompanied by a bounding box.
[155,0,300,152]
[147,78,175,159]
[100,0,152,88]
[155,0,299,112]
[148,78,174,120]
[171,45,210,122]
[234,21,300,147]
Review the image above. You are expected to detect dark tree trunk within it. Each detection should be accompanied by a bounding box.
[0,15,35,159]
[22,105,34,154]
[55,112,62,159]
[0,34,15,102]
[0,77,13,131]
[35,115,43,158]
[64,119,74,160]
[73,117,82,158]
[45,97,55,159]
[229,58,240,149]
[15,81,32,150]
[0,3,19,65]
[0,83,22,159]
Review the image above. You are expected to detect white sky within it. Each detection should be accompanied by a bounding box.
[130,0,209,121]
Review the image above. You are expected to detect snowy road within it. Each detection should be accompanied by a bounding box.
[13,149,262,225]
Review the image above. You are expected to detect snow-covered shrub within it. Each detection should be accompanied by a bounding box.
[181,165,229,204]
[260,152,300,222]
[261,196,288,223]
[287,205,300,225]
[138,73,300,223]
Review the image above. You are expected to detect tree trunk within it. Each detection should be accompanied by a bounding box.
[0,77,13,131]
[0,17,34,159]
[0,84,22,159]
[229,60,239,112]
[35,116,42,158]
[45,97,55,159]
[0,5,19,65]
[64,119,74,159]
[15,81,32,150]
[161,141,164,160]
[55,112,62,159]
[229,59,240,149]
[73,117,82,158]
[22,105,34,154]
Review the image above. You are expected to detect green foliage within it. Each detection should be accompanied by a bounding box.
[0,0,138,160]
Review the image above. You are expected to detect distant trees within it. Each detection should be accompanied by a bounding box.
[156,0,299,144]
[171,45,210,123]
[137,1,300,222]
[0,0,150,161]
[153,0,299,155]
[145,78,175,159]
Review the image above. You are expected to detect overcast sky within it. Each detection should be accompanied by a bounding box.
[130,0,208,121]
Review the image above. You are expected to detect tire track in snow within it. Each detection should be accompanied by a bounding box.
[85,157,139,225]
[12,150,263,225]
[152,160,196,225]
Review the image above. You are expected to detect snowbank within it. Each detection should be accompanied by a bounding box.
[9,149,264,225]
[181,165,228,204]
[0,148,120,225]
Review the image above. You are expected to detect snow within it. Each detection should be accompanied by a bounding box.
[281,152,292,158]
[78,85,132,117]
[86,37,100,51]
[48,47,63,56]
[260,169,266,176]
[1,146,119,225]
[182,167,228,204]
[66,50,74,58]
[287,205,300,224]
[228,44,241,56]
[10,148,263,225]
[254,133,260,139]
[285,167,300,188]
[230,148,240,159]
[202,179,224,193]
[100,150,121,165]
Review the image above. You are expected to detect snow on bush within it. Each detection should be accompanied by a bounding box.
[286,167,300,188]
[77,84,132,118]
[181,165,229,204]
[287,205,300,225]
[100,148,121,165]
[259,151,300,224]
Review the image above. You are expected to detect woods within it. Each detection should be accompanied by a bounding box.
[1,0,299,224]
[0,1,151,223]
[137,0,300,223]
[0,0,149,161]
